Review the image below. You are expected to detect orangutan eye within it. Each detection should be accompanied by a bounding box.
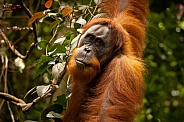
[95,38,103,46]
[86,34,95,40]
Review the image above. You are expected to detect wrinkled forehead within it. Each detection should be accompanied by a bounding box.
[81,24,111,39]
[85,24,110,36]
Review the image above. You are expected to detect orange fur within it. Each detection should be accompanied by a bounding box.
[67,49,101,84]
[63,0,148,121]
[80,55,145,121]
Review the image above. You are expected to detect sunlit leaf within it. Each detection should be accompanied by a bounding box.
[28,11,45,26]
[76,16,86,25]
[70,34,80,51]
[36,85,50,97]
[48,48,57,55]
[62,7,72,17]
[54,37,66,44]
[45,0,53,9]
[52,62,66,79]
[46,111,62,118]
[51,45,66,55]
[94,0,102,5]
[178,21,184,30]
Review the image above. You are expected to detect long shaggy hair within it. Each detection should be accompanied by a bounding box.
[63,0,148,121]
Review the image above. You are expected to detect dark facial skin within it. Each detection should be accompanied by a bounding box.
[75,24,112,67]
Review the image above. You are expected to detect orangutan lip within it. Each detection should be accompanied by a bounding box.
[75,59,87,65]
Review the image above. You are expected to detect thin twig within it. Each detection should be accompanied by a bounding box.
[0,55,8,110]
[19,0,38,58]
[19,0,32,17]
[89,4,98,20]
[0,29,37,59]
[7,101,15,122]
[35,0,41,13]
[0,84,57,113]
[46,25,60,55]
[4,55,8,93]
[0,56,5,110]
[13,30,31,45]
[0,92,26,104]
[0,29,26,59]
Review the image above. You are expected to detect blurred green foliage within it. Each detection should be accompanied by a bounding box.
[139,2,184,122]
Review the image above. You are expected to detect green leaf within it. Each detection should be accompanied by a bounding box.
[37,40,48,50]
[33,55,53,78]
[47,44,66,55]
[37,55,53,63]
[74,23,81,30]
[33,63,52,79]
[41,104,63,120]
[57,24,65,32]
[64,31,72,40]
[54,45,66,54]
[54,94,67,108]
[36,55,53,68]
[50,21,60,31]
